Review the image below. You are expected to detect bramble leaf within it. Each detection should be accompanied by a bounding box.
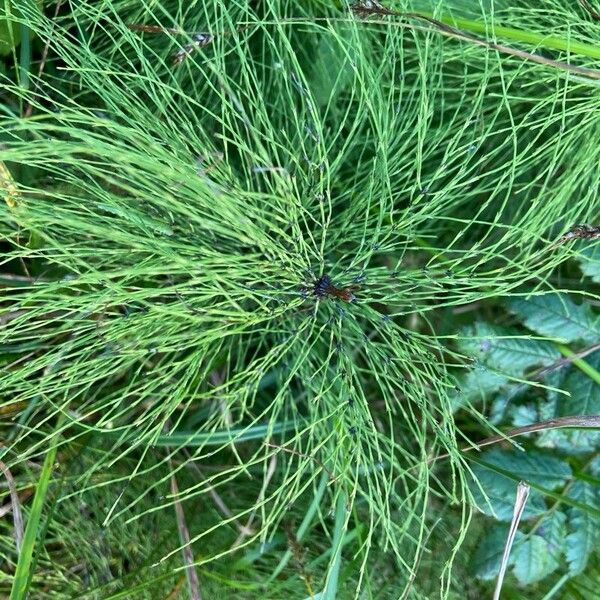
[566,481,600,575]
[509,293,600,343]
[579,245,600,283]
[554,351,600,452]
[455,323,560,406]
[472,524,524,580]
[512,535,560,585]
[453,367,509,406]
[459,322,560,373]
[537,510,567,559]
[476,448,572,489]
[470,449,571,521]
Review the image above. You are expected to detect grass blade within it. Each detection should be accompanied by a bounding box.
[320,492,347,600]
[9,435,59,600]
[557,345,600,385]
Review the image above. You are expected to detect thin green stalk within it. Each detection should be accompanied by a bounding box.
[9,430,59,600]
[18,21,30,93]
[144,421,297,447]
[321,491,347,600]
[557,344,600,384]
[422,11,600,60]
[540,573,571,600]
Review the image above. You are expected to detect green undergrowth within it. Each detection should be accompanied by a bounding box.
[0,0,599,598]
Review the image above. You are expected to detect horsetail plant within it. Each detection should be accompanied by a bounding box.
[1,0,599,597]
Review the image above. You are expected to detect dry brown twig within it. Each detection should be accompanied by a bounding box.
[349,1,600,80]
[580,0,600,21]
[494,482,530,600]
[169,469,202,600]
[428,415,600,467]
[0,461,24,552]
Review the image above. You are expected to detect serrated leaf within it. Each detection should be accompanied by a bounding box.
[566,481,600,575]
[556,350,600,451]
[470,464,547,522]
[509,293,600,343]
[511,404,538,428]
[535,370,572,450]
[536,351,600,453]
[591,456,600,478]
[459,322,560,374]
[453,366,509,407]
[579,245,600,283]
[537,510,567,559]
[455,322,561,408]
[512,535,560,585]
[478,448,572,489]
[473,525,524,580]
[490,393,511,425]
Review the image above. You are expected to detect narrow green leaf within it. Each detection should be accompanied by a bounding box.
[10,437,59,600]
[268,471,329,582]
[321,492,347,600]
[417,8,600,60]
[0,1,41,57]
[112,421,297,447]
[558,346,600,386]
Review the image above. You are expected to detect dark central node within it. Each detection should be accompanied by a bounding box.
[313,274,333,298]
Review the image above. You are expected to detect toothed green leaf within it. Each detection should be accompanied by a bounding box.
[473,524,524,580]
[579,246,600,283]
[459,322,560,374]
[566,482,600,575]
[512,535,560,585]
[470,449,571,521]
[509,294,600,343]
[555,351,600,452]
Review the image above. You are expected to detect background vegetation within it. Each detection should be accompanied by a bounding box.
[0,0,599,598]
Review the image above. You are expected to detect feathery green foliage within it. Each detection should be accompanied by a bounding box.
[1,0,599,597]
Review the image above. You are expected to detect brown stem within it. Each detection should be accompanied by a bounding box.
[430,415,600,466]
[580,0,600,21]
[350,3,600,80]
